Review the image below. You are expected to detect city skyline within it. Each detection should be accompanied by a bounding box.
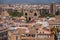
[0,0,60,40]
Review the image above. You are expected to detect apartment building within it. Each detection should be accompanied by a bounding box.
[0,20,8,40]
[8,25,55,40]
[50,3,56,15]
[7,17,55,40]
[0,28,8,40]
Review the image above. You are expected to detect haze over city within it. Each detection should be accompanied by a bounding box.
[0,0,60,40]
[0,0,60,4]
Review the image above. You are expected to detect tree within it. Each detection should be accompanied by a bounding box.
[40,13,55,17]
[55,10,60,16]
[8,10,23,17]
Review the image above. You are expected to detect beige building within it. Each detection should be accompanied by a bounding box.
[1,11,9,16]
[8,27,21,40]
[8,18,55,40]
[50,3,56,15]
[8,26,55,40]
[23,9,40,20]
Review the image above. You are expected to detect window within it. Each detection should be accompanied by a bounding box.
[22,39,27,40]
[16,36,18,40]
[0,24,3,27]
[26,34,35,37]
[20,25,27,27]
[26,34,30,37]
[0,33,2,37]
[34,13,37,16]
[2,31,7,36]
[31,34,35,37]
[29,17,31,20]
[25,13,27,16]
[12,18,15,20]
[11,25,16,27]
[25,17,27,19]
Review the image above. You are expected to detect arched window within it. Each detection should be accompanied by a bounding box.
[25,13,27,16]
[29,17,31,20]
[34,13,37,16]
[25,17,27,19]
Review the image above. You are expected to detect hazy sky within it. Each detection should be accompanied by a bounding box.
[0,0,60,4]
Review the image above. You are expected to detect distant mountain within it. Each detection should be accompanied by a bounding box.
[0,0,60,4]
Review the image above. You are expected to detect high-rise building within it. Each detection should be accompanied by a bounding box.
[40,9,49,15]
[50,3,56,15]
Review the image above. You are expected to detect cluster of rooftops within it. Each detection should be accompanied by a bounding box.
[0,14,58,35]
